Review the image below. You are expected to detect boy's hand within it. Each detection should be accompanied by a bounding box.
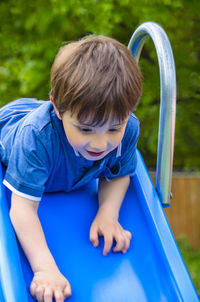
[30,268,71,302]
[89,210,132,256]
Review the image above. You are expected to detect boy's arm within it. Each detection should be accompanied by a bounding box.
[90,176,132,256]
[9,192,71,302]
[98,176,130,219]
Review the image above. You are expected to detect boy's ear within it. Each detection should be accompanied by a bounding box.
[50,96,62,120]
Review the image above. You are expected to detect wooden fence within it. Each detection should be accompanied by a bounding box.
[150,173,200,250]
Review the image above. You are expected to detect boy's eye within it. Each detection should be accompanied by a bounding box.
[79,127,92,133]
[109,128,121,132]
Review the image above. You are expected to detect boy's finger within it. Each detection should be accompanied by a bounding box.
[103,235,113,256]
[30,281,37,297]
[35,285,45,302]
[89,225,99,247]
[125,230,132,240]
[113,240,124,253]
[54,289,64,302]
[122,236,131,254]
[113,233,125,253]
[44,287,53,302]
[64,283,72,298]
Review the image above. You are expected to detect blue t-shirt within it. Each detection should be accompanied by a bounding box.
[0,98,139,201]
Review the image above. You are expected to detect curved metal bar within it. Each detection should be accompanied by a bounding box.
[128,22,176,205]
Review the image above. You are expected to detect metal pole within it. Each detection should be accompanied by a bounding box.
[128,22,176,205]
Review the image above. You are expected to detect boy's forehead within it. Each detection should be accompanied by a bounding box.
[70,111,129,127]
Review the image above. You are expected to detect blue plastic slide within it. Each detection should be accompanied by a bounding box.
[0,150,199,302]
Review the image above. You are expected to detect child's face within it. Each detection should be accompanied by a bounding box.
[60,111,129,161]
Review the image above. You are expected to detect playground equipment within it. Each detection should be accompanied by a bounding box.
[128,21,176,206]
[0,22,199,301]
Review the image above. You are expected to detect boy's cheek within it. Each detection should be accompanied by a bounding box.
[65,131,85,148]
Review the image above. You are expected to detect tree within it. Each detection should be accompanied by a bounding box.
[0,0,199,169]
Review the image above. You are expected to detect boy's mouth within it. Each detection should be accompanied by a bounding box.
[86,150,105,157]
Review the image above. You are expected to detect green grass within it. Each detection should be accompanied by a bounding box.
[176,236,200,297]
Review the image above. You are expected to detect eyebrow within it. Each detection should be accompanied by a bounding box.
[72,122,92,127]
[111,123,124,127]
[109,120,127,127]
[72,122,125,128]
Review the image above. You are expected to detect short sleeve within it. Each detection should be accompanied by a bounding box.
[102,115,139,181]
[3,125,50,200]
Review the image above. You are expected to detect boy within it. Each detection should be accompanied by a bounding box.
[0,36,142,302]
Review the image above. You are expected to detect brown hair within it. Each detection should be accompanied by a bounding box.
[50,35,142,126]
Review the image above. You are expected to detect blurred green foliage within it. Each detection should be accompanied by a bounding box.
[0,0,199,169]
[177,236,200,297]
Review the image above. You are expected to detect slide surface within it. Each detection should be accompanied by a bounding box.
[0,151,199,302]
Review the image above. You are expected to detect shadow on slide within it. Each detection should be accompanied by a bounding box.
[0,150,199,301]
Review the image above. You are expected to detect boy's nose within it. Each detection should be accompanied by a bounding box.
[89,137,107,151]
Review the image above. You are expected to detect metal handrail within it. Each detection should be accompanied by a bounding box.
[128,22,176,205]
